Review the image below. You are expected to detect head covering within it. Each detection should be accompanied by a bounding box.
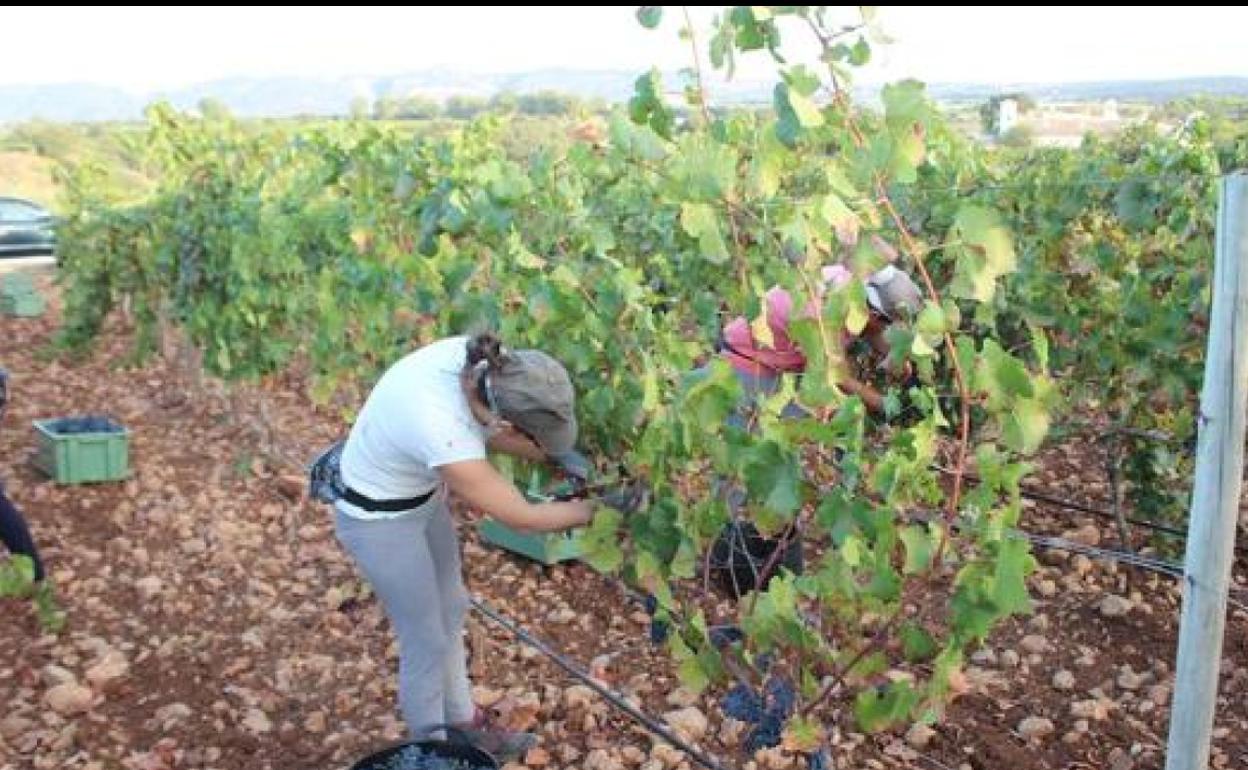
[865,265,922,319]
[487,350,578,455]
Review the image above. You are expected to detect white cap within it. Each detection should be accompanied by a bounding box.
[865,265,922,318]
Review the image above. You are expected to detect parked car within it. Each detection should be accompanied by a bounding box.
[0,197,56,257]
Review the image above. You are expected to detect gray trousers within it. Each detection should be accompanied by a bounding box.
[334,498,475,737]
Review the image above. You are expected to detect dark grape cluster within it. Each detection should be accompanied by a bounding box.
[372,747,484,770]
[641,593,669,644]
[720,683,763,722]
[730,676,797,753]
[641,593,658,614]
[806,748,831,770]
[708,624,744,648]
[764,676,797,720]
[745,712,784,752]
[649,618,670,644]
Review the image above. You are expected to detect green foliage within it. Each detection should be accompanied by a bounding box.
[51,4,1077,737]
[0,554,35,593]
[637,6,663,29]
[998,125,1035,148]
[197,97,232,121]
[445,95,490,120]
[398,95,442,120]
[516,90,593,117]
[980,120,1238,525]
[0,120,152,208]
[373,95,402,121]
[0,555,65,633]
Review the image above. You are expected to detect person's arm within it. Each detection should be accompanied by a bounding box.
[861,318,914,380]
[486,427,547,462]
[439,459,594,533]
[838,374,884,414]
[862,321,891,357]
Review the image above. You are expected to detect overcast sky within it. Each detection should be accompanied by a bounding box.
[3,6,1244,91]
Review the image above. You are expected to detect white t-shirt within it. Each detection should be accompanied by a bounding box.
[338,336,487,519]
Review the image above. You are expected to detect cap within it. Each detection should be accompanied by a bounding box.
[489,350,578,455]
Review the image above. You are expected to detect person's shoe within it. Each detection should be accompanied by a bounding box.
[450,708,538,762]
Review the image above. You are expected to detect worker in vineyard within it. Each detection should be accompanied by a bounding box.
[0,368,46,584]
[714,260,924,422]
[320,332,641,760]
[701,261,923,600]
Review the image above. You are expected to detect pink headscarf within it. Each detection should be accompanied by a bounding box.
[720,265,853,377]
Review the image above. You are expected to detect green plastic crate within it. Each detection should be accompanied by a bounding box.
[33,417,130,484]
[477,518,582,565]
[1,292,45,317]
[1,273,36,297]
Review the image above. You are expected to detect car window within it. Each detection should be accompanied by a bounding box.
[0,201,47,223]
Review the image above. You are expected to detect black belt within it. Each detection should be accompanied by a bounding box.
[335,482,435,513]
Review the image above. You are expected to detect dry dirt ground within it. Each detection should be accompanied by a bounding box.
[2,277,1245,770]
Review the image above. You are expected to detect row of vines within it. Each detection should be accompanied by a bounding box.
[46,5,1247,756]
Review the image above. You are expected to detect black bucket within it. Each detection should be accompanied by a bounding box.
[709,521,803,600]
[350,739,498,770]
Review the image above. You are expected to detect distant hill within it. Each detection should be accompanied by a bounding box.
[2,71,1246,123]
[0,69,721,122]
[922,77,1248,105]
[0,83,146,123]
